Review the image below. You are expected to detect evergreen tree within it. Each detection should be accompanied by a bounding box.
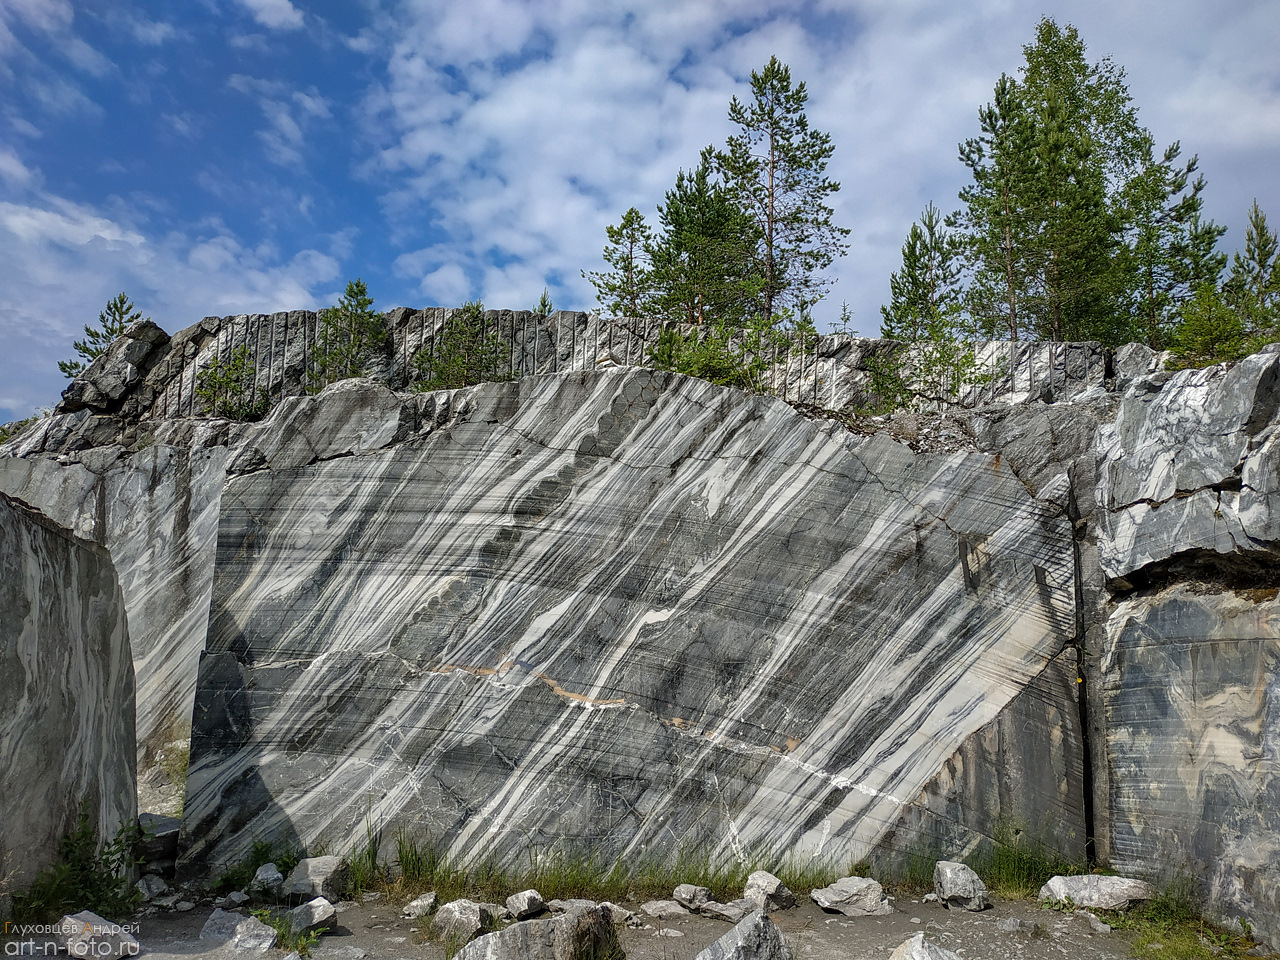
[310,278,388,388]
[711,56,850,326]
[649,156,760,325]
[1117,139,1225,347]
[881,203,964,340]
[60,292,146,378]
[411,299,512,390]
[956,74,1038,340]
[1223,200,1280,339]
[1169,283,1248,368]
[582,207,656,318]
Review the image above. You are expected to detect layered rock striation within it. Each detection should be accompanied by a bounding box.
[0,492,136,908]
[2,310,1279,947]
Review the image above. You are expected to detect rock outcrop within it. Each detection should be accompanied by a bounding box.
[0,492,135,910]
[175,369,1079,874]
[3,307,1279,948]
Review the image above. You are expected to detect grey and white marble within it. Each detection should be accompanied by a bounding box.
[1102,584,1280,946]
[178,367,1078,875]
[0,493,135,906]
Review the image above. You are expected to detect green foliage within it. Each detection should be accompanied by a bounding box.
[213,839,302,895]
[650,314,783,392]
[311,278,389,388]
[881,203,965,341]
[252,908,326,957]
[11,806,143,923]
[582,207,656,318]
[195,344,268,421]
[533,288,554,316]
[60,293,146,379]
[649,156,763,325]
[0,415,40,445]
[410,300,514,391]
[1096,878,1260,960]
[1223,200,1280,339]
[968,823,1088,901]
[1168,284,1249,369]
[711,56,850,325]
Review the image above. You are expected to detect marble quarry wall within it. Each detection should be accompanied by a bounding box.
[0,492,135,908]
[2,313,1278,946]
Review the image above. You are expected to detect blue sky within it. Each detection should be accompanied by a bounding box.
[2,0,1278,422]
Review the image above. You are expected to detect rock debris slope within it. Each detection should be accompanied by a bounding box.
[0,492,135,908]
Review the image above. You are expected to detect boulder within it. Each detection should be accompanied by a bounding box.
[435,899,498,943]
[674,883,712,911]
[547,898,598,914]
[506,889,545,919]
[200,908,279,953]
[253,862,285,898]
[701,900,754,923]
[888,933,962,960]
[744,872,796,913]
[284,856,348,902]
[57,911,142,960]
[288,897,336,935]
[455,903,619,960]
[933,861,990,911]
[599,902,632,925]
[640,899,689,920]
[403,892,439,919]
[135,873,170,901]
[692,910,791,960]
[809,876,892,916]
[1039,875,1154,910]
[137,813,181,864]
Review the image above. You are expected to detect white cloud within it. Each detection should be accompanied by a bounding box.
[0,191,342,419]
[229,75,332,166]
[234,0,304,31]
[0,146,36,187]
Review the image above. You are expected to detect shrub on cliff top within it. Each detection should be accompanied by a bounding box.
[310,278,389,389]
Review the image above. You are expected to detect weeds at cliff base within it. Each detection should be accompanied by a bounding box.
[213,839,302,895]
[1094,878,1265,960]
[10,806,142,923]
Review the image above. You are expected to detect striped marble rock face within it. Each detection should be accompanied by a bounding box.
[180,368,1078,873]
[0,493,135,896]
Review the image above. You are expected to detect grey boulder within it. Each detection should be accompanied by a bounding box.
[640,899,689,920]
[744,872,796,913]
[692,910,791,960]
[435,899,498,943]
[135,873,170,901]
[288,897,335,935]
[506,889,545,919]
[199,908,279,953]
[888,933,962,960]
[455,903,619,960]
[253,862,285,898]
[809,876,892,916]
[1039,875,1154,910]
[674,883,712,911]
[701,900,755,923]
[403,892,439,919]
[285,856,348,902]
[933,862,990,911]
[58,911,142,960]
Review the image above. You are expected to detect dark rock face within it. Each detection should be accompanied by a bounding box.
[178,369,1079,874]
[0,492,135,906]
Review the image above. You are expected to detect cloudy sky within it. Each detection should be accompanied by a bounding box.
[1,0,1277,422]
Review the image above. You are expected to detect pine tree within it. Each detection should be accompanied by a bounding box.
[310,278,388,388]
[1169,283,1248,368]
[957,74,1039,340]
[1224,200,1280,340]
[411,299,512,390]
[60,292,146,379]
[582,207,656,319]
[1117,139,1226,347]
[711,56,850,326]
[881,203,964,340]
[648,156,760,325]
